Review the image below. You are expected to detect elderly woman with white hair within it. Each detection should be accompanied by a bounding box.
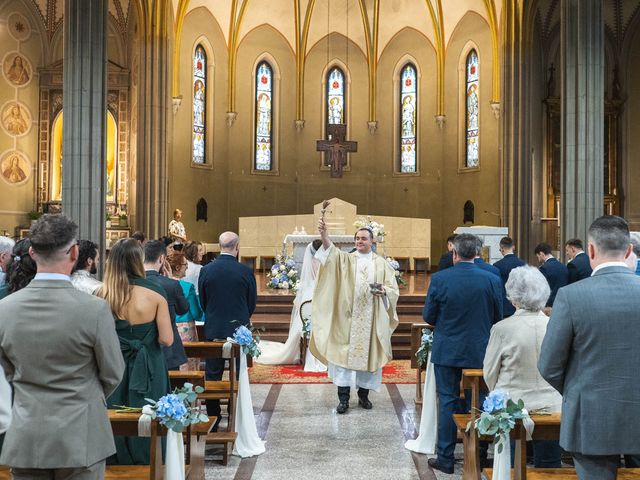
[483,265,562,468]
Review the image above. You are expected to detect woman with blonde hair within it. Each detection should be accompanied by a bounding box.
[99,238,173,464]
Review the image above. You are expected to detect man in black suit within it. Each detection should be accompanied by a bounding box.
[534,242,568,308]
[143,240,188,370]
[198,231,257,421]
[423,234,503,474]
[437,234,457,271]
[494,236,526,316]
[564,238,592,283]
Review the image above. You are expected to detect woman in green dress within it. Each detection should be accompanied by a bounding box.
[98,238,174,464]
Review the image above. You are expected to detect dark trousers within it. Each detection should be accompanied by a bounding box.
[434,364,487,469]
[337,386,369,402]
[205,357,240,420]
[510,440,562,468]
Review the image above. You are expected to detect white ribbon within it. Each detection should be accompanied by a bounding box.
[164,429,185,480]
[137,405,155,437]
[492,409,535,480]
[232,353,266,458]
[223,339,234,358]
[404,351,437,454]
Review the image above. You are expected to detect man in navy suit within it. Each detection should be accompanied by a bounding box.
[564,238,592,283]
[535,243,568,307]
[198,231,257,422]
[493,236,526,316]
[143,240,189,370]
[437,234,457,271]
[423,234,503,474]
[473,237,501,278]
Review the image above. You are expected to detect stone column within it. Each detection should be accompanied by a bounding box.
[500,2,534,258]
[560,0,604,246]
[134,2,171,239]
[62,0,107,253]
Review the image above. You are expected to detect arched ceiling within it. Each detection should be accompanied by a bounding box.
[175,0,501,57]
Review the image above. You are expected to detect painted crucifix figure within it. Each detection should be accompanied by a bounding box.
[316,124,357,178]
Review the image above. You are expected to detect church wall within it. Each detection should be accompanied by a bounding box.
[0,1,44,235]
[441,12,499,250]
[376,28,444,255]
[623,21,640,230]
[170,7,229,243]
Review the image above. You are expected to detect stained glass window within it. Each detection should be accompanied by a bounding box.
[465,49,479,168]
[192,45,206,164]
[400,63,417,173]
[255,61,273,171]
[326,67,345,128]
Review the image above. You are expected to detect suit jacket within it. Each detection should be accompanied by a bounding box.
[567,251,592,284]
[539,257,568,307]
[538,266,640,454]
[437,251,454,271]
[474,257,501,278]
[423,262,503,368]
[145,270,188,369]
[0,279,124,468]
[493,253,526,317]
[198,254,257,340]
[484,310,562,412]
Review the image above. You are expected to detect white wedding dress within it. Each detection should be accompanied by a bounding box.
[256,243,327,371]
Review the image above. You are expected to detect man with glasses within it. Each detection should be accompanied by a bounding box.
[0,214,124,479]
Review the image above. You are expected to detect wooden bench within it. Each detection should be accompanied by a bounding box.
[168,370,206,391]
[462,368,487,411]
[260,256,275,272]
[182,341,241,465]
[240,256,257,271]
[413,257,430,273]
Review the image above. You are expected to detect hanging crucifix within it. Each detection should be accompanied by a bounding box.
[316,124,357,178]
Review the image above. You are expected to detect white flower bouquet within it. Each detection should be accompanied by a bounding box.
[353,216,386,240]
[267,254,300,291]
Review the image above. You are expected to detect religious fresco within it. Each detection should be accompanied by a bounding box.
[0,150,30,186]
[192,45,206,164]
[254,61,273,171]
[465,49,479,168]
[400,63,417,173]
[1,101,32,137]
[2,51,33,87]
[7,12,31,42]
[327,67,345,125]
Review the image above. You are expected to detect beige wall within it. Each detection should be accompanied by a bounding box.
[624,22,640,230]
[0,1,43,234]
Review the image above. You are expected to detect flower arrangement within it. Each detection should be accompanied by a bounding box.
[386,256,407,287]
[415,328,433,367]
[267,254,300,291]
[466,390,526,453]
[353,216,386,240]
[233,325,262,358]
[116,383,207,433]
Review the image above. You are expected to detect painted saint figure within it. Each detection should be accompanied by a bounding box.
[2,156,26,184]
[2,104,28,136]
[6,55,29,85]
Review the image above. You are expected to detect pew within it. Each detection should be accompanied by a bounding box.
[168,370,206,391]
[461,368,488,412]
[455,412,640,480]
[410,323,429,406]
[182,341,241,465]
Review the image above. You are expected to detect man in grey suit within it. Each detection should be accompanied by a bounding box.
[539,215,640,480]
[0,214,124,479]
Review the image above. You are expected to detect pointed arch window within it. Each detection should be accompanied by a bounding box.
[254,61,273,171]
[465,49,479,168]
[326,67,345,129]
[192,45,206,164]
[399,63,417,173]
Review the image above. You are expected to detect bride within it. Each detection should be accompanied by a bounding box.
[256,241,326,371]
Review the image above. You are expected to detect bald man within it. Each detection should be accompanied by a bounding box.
[198,232,257,427]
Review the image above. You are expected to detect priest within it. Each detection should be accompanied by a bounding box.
[310,216,399,413]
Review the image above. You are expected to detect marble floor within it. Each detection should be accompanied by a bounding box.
[203,383,477,480]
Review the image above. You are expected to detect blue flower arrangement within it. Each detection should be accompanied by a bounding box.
[415,328,433,367]
[386,256,407,287]
[267,253,300,291]
[116,383,207,433]
[466,389,526,453]
[233,325,261,358]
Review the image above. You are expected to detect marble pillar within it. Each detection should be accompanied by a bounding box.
[560,0,604,247]
[61,0,107,253]
[134,1,171,239]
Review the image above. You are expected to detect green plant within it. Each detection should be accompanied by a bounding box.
[27,210,41,221]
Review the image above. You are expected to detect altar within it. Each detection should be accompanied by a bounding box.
[284,234,354,270]
[238,198,431,271]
